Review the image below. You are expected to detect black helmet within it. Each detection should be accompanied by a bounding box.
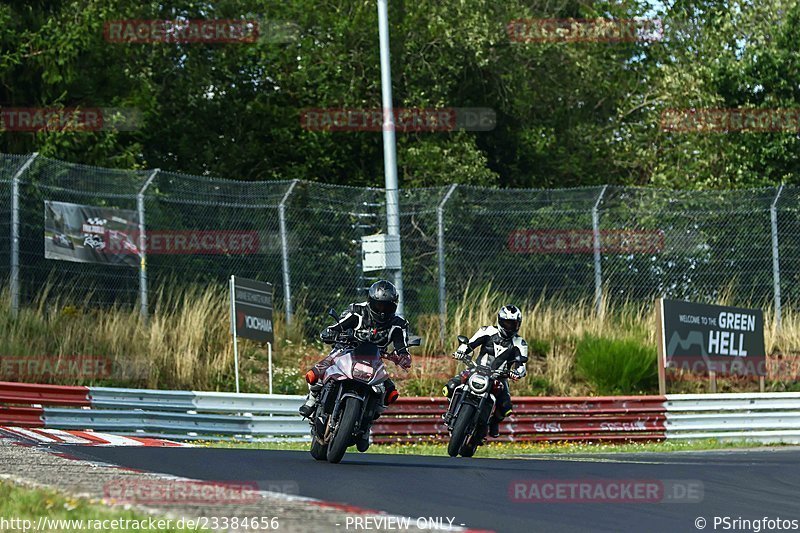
[497,305,522,339]
[368,280,399,324]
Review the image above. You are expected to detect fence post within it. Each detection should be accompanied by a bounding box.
[10,152,38,317]
[592,185,608,315]
[137,169,159,320]
[279,180,299,327]
[437,184,458,342]
[771,184,785,332]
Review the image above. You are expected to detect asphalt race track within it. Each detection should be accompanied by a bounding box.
[55,445,800,533]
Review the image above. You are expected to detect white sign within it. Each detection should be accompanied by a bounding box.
[361,234,401,272]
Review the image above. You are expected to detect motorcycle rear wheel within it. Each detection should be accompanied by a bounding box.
[447,403,476,457]
[327,397,362,463]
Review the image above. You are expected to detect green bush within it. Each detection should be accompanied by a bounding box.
[526,338,550,359]
[575,334,657,394]
[518,376,554,396]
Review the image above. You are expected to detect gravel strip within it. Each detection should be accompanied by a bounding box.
[0,434,443,532]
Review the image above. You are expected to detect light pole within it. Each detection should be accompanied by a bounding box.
[376,0,403,314]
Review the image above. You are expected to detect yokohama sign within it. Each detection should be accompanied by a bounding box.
[507,229,664,254]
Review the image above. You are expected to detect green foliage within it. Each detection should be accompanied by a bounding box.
[526,338,550,359]
[518,376,554,396]
[3,0,797,188]
[575,334,657,394]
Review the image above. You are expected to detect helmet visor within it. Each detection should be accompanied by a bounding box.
[498,317,520,333]
[370,299,397,316]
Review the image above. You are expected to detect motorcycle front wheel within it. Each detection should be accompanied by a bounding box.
[327,397,362,463]
[447,403,476,457]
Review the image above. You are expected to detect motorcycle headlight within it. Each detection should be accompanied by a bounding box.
[467,373,489,394]
[352,362,374,382]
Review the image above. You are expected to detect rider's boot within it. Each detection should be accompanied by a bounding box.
[299,373,323,418]
[356,427,371,452]
[488,416,501,438]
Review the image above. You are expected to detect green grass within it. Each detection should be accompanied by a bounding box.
[574,333,658,395]
[198,438,784,458]
[0,479,199,532]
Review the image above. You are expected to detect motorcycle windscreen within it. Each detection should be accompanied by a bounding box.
[352,343,381,359]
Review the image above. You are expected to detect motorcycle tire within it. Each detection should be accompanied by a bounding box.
[460,424,485,457]
[447,403,476,457]
[327,397,362,464]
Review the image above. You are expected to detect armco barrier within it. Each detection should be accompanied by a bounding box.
[3,382,800,444]
[373,396,665,443]
[0,382,664,442]
[665,393,800,444]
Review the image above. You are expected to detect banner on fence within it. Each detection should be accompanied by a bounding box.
[44,201,139,267]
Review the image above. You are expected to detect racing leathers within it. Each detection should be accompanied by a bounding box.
[445,325,528,437]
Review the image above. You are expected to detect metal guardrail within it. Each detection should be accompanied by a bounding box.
[377,396,665,443]
[5,382,800,444]
[0,382,666,442]
[665,393,800,443]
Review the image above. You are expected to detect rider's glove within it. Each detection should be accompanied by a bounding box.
[453,344,470,361]
[510,367,526,381]
[320,328,337,344]
[396,353,411,370]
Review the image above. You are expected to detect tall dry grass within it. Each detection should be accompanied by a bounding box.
[0,283,318,392]
[1,281,797,395]
[410,284,657,396]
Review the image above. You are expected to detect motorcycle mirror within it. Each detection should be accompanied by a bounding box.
[457,335,469,345]
[327,308,338,320]
[407,336,422,347]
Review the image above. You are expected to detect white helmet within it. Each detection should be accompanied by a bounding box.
[497,305,522,339]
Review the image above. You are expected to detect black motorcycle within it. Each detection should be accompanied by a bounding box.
[443,335,511,458]
[309,309,419,463]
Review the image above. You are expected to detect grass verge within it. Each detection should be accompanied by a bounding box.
[0,479,198,532]
[198,438,787,458]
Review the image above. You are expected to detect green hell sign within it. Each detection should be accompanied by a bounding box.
[657,299,766,381]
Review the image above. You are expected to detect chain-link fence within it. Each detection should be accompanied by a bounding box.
[1,153,794,340]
